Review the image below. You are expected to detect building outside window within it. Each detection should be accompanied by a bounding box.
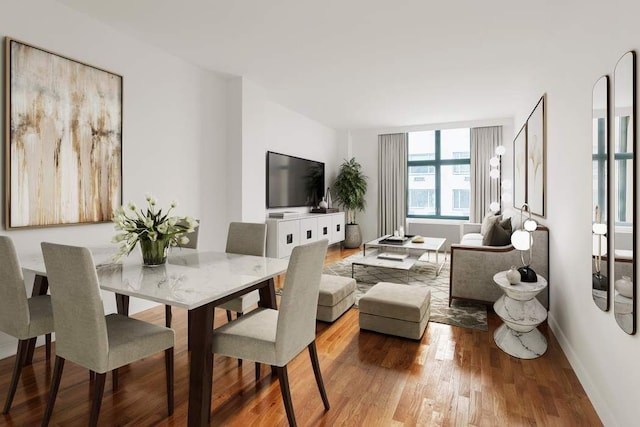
[407,128,470,219]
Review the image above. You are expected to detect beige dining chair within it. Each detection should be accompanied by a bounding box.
[40,242,175,427]
[212,239,330,426]
[220,222,267,319]
[0,236,54,414]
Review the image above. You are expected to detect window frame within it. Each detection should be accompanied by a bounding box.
[407,129,471,220]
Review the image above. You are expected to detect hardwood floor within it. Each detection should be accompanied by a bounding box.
[0,245,601,426]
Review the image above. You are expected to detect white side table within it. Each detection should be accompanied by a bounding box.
[492,271,548,359]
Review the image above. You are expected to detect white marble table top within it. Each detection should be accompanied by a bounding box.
[493,271,548,301]
[20,246,289,310]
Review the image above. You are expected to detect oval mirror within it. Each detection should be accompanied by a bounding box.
[613,51,636,334]
[592,75,609,311]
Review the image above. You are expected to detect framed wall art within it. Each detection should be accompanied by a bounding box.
[526,96,545,216]
[5,38,122,229]
[513,123,527,208]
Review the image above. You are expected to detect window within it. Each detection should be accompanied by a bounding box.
[407,129,470,219]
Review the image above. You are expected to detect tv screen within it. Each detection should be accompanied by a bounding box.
[267,151,325,208]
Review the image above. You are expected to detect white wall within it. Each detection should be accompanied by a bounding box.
[507,21,640,427]
[0,1,228,358]
[238,78,340,222]
[348,118,514,244]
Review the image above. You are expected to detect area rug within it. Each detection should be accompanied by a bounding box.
[322,252,488,331]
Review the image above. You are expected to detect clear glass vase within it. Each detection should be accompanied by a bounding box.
[139,236,170,266]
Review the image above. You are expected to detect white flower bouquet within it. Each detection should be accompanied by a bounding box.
[112,194,198,264]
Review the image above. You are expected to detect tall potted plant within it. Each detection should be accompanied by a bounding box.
[333,157,368,248]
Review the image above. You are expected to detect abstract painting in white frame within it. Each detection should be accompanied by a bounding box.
[5,38,122,229]
[513,124,527,209]
[526,96,545,217]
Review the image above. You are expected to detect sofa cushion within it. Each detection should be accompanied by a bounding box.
[482,218,511,246]
[460,233,484,246]
[481,213,502,236]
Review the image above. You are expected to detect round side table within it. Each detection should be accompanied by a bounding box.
[492,271,548,359]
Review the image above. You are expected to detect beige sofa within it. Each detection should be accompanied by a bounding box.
[449,223,549,309]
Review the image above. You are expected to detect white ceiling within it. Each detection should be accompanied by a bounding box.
[56,0,583,130]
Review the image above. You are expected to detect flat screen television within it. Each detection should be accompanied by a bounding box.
[266,151,325,208]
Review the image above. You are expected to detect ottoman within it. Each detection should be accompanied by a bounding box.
[317,274,356,322]
[359,282,431,340]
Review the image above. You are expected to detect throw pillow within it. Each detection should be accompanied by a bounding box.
[482,218,511,246]
[481,212,502,236]
[499,217,512,234]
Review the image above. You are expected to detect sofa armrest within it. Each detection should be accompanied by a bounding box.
[460,223,482,240]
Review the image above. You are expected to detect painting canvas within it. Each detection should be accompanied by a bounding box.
[513,124,527,209]
[5,38,122,228]
[526,96,545,216]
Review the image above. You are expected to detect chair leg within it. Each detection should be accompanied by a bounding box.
[45,334,52,360]
[3,339,29,414]
[165,348,174,416]
[112,368,118,392]
[308,341,330,410]
[255,363,261,382]
[41,356,65,426]
[89,372,106,427]
[165,305,172,328]
[275,366,297,427]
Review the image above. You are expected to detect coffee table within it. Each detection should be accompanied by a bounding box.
[351,235,447,281]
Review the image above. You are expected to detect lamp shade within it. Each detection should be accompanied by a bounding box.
[511,229,531,250]
[489,168,500,179]
[523,219,537,232]
[593,235,608,256]
[489,156,500,167]
[592,223,607,235]
[495,145,506,156]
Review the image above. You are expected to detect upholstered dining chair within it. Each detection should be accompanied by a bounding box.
[212,239,330,426]
[40,242,175,427]
[0,236,54,414]
[220,222,267,318]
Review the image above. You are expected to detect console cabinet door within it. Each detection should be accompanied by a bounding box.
[299,217,318,244]
[277,220,299,258]
[317,216,332,242]
[332,213,345,243]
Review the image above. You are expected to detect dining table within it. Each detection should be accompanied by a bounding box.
[19,246,290,427]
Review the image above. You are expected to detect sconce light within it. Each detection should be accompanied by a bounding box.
[489,146,506,213]
[511,203,538,282]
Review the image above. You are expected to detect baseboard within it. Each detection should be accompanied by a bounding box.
[547,313,616,426]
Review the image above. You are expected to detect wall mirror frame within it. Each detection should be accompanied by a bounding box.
[592,75,610,311]
[613,50,636,335]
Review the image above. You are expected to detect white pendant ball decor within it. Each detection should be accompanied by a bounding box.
[489,202,501,213]
[615,276,633,298]
[489,168,500,179]
[511,229,530,251]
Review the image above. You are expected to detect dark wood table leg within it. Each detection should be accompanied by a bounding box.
[25,275,50,365]
[115,294,130,316]
[257,278,277,309]
[188,303,214,427]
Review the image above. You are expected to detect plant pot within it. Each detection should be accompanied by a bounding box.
[343,224,362,249]
[139,237,170,266]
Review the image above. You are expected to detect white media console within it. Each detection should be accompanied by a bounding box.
[266,212,345,258]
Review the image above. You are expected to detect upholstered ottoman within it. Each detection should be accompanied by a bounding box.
[358,282,431,340]
[317,274,356,322]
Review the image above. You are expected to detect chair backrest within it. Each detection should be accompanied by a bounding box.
[0,236,30,338]
[41,242,109,371]
[225,222,267,256]
[177,219,199,249]
[275,239,328,365]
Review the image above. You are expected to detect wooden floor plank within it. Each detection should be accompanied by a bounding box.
[0,245,602,426]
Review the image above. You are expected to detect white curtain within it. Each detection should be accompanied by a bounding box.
[470,126,503,222]
[378,133,408,236]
